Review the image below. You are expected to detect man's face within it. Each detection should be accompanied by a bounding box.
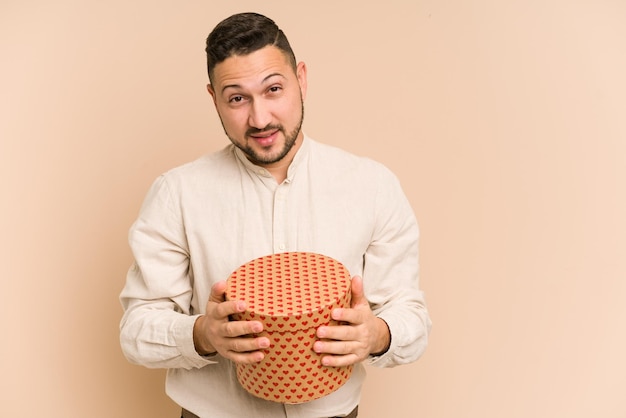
[208,46,307,168]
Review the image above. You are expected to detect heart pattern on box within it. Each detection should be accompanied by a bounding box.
[225,252,353,403]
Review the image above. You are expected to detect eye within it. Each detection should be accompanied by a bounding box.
[267,85,282,95]
[229,95,245,104]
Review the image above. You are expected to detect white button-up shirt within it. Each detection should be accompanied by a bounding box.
[120,135,431,417]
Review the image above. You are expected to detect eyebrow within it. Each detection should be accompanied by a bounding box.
[221,72,286,94]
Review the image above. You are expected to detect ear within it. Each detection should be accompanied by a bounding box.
[296,62,308,101]
[207,83,217,106]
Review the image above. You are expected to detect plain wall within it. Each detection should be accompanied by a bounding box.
[2,1,625,417]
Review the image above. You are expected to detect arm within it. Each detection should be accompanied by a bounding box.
[363,170,432,367]
[119,175,209,369]
[314,167,431,367]
[119,175,270,369]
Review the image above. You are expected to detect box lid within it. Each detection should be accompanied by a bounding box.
[225,252,351,332]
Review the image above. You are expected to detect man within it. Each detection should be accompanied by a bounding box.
[120,12,431,418]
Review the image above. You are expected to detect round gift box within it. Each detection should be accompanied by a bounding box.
[225,252,353,404]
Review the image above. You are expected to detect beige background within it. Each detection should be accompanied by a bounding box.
[2,1,625,417]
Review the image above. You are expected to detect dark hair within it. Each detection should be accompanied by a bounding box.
[205,12,297,83]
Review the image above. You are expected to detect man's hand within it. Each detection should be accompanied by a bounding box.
[313,276,391,367]
[193,281,270,364]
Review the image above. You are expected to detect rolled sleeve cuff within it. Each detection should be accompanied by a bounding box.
[366,314,397,367]
[367,310,430,368]
[173,314,219,369]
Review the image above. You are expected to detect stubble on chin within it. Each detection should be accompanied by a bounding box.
[222,102,305,166]
[239,128,297,165]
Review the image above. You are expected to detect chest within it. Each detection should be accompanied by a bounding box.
[182,174,374,284]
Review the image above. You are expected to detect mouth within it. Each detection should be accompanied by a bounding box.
[249,129,280,147]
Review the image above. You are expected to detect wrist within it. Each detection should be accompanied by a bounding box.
[193,315,216,356]
[370,317,391,356]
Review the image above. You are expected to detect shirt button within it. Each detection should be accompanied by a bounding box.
[279,244,286,250]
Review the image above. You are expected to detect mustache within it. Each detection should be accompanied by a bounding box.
[246,125,282,136]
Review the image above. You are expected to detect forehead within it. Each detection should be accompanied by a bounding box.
[212,46,294,92]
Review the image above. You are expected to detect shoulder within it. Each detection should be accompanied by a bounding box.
[169,144,235,174]
[308,137,397,180]
[139,144,239,207]
[158,144,238,184]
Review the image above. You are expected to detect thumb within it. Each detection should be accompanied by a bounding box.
[209,281,228,303]
[350,276,368,308]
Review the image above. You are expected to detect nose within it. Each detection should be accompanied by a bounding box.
[248,98,272,129]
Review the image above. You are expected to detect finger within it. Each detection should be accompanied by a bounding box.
[349,276,369,309]
[223,334,270,364]
[314,339,354,356]
[330,306,365,325]
[211,299,247,321]
[226,334,270,354]
[209,281,228,303]
[208,281,248,320]
[320,353,360,368]
[229,349,267,364]
[316,323,357,341]
[222,319,264,338]
[314,337,369,367]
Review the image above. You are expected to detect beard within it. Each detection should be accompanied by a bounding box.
[222,101,305,166]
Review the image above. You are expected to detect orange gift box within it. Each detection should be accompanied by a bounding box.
[225,252,353,403]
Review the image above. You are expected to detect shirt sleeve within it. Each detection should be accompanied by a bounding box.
[363,167,432,368]
[119,175,215,370]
